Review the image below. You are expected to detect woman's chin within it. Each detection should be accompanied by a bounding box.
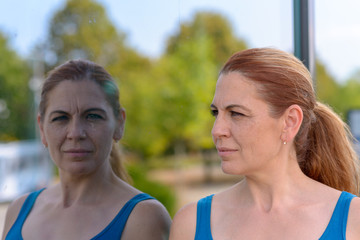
[221,161,244,176]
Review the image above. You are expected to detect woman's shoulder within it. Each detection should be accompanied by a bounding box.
[121,194,172,240]
[346,195,360,239]
[6,192,30,211]
[1,192,31,238]
[169,191,228,240]
[173,194,216,223]
[169,201,198,240]
[173,200,198,224]
[130,194,171,219]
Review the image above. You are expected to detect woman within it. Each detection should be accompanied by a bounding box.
[2,60,171,240]
[170,48,360,239]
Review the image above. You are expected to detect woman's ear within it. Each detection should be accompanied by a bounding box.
[114,109,126,142]
[281,104,303,143]
[37,114,48,147]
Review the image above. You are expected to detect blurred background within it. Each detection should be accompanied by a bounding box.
[1,0,360,234]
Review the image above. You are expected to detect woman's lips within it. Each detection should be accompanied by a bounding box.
[63,149,92,158]
[217,147,238,157]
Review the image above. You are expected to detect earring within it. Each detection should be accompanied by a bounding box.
[281,131,287,145]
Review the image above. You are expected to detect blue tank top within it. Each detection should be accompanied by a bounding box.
[194,192,356,240]
[5,189,154,240]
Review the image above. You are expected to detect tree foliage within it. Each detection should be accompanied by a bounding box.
[47,0,124,66]
[44,0,152,84]
[315,61,343,114]
[339,70,360,119]
[161,12,247,153]
[0,32,33,141]
[6,0,359,159]
[124,12,248,157]
[316,61,360,120]
[166,12,247,66]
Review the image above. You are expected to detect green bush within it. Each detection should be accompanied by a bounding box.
[127,163,177,216]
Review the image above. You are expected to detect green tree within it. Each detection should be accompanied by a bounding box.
[0,32,33,141]
[339,70,360,118]
[166,12,247,66]
[46,0,124,67]
[315,60,343,114]
[145,12,248,156]
[316,61,360,120]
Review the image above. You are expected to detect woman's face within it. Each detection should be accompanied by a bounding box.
[211,72,285,176]
[38,79,123,176]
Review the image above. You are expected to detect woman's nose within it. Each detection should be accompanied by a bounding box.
[211,115,230,139]
[67,118,86,140]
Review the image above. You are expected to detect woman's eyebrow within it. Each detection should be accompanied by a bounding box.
[210,103,250,112]
[84,108,107,114]
[225,104,250,112]
[49,110,68,116]
[49,108,107,117]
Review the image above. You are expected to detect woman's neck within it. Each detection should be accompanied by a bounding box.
[57,168,120,207]
[235,158,315,212]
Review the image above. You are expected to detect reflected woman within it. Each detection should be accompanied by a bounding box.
[2,60,171,240]
[170,48,360,240]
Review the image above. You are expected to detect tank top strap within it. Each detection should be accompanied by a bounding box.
[92,193,155,239]
[5,188,45,240]
[319,191,356,240]
[195,194,214,240]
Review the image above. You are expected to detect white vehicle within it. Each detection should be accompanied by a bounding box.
[0,140,54,202]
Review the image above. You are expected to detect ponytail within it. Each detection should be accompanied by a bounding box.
[110,142,132,184]
[299,102,360,195]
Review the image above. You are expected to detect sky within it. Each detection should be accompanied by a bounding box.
[0,0,359,83]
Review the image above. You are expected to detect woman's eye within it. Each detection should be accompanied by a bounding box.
[51,116,68,122]
[210,109,218,117]
[231,111,244,117]
[87,114,103,120]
